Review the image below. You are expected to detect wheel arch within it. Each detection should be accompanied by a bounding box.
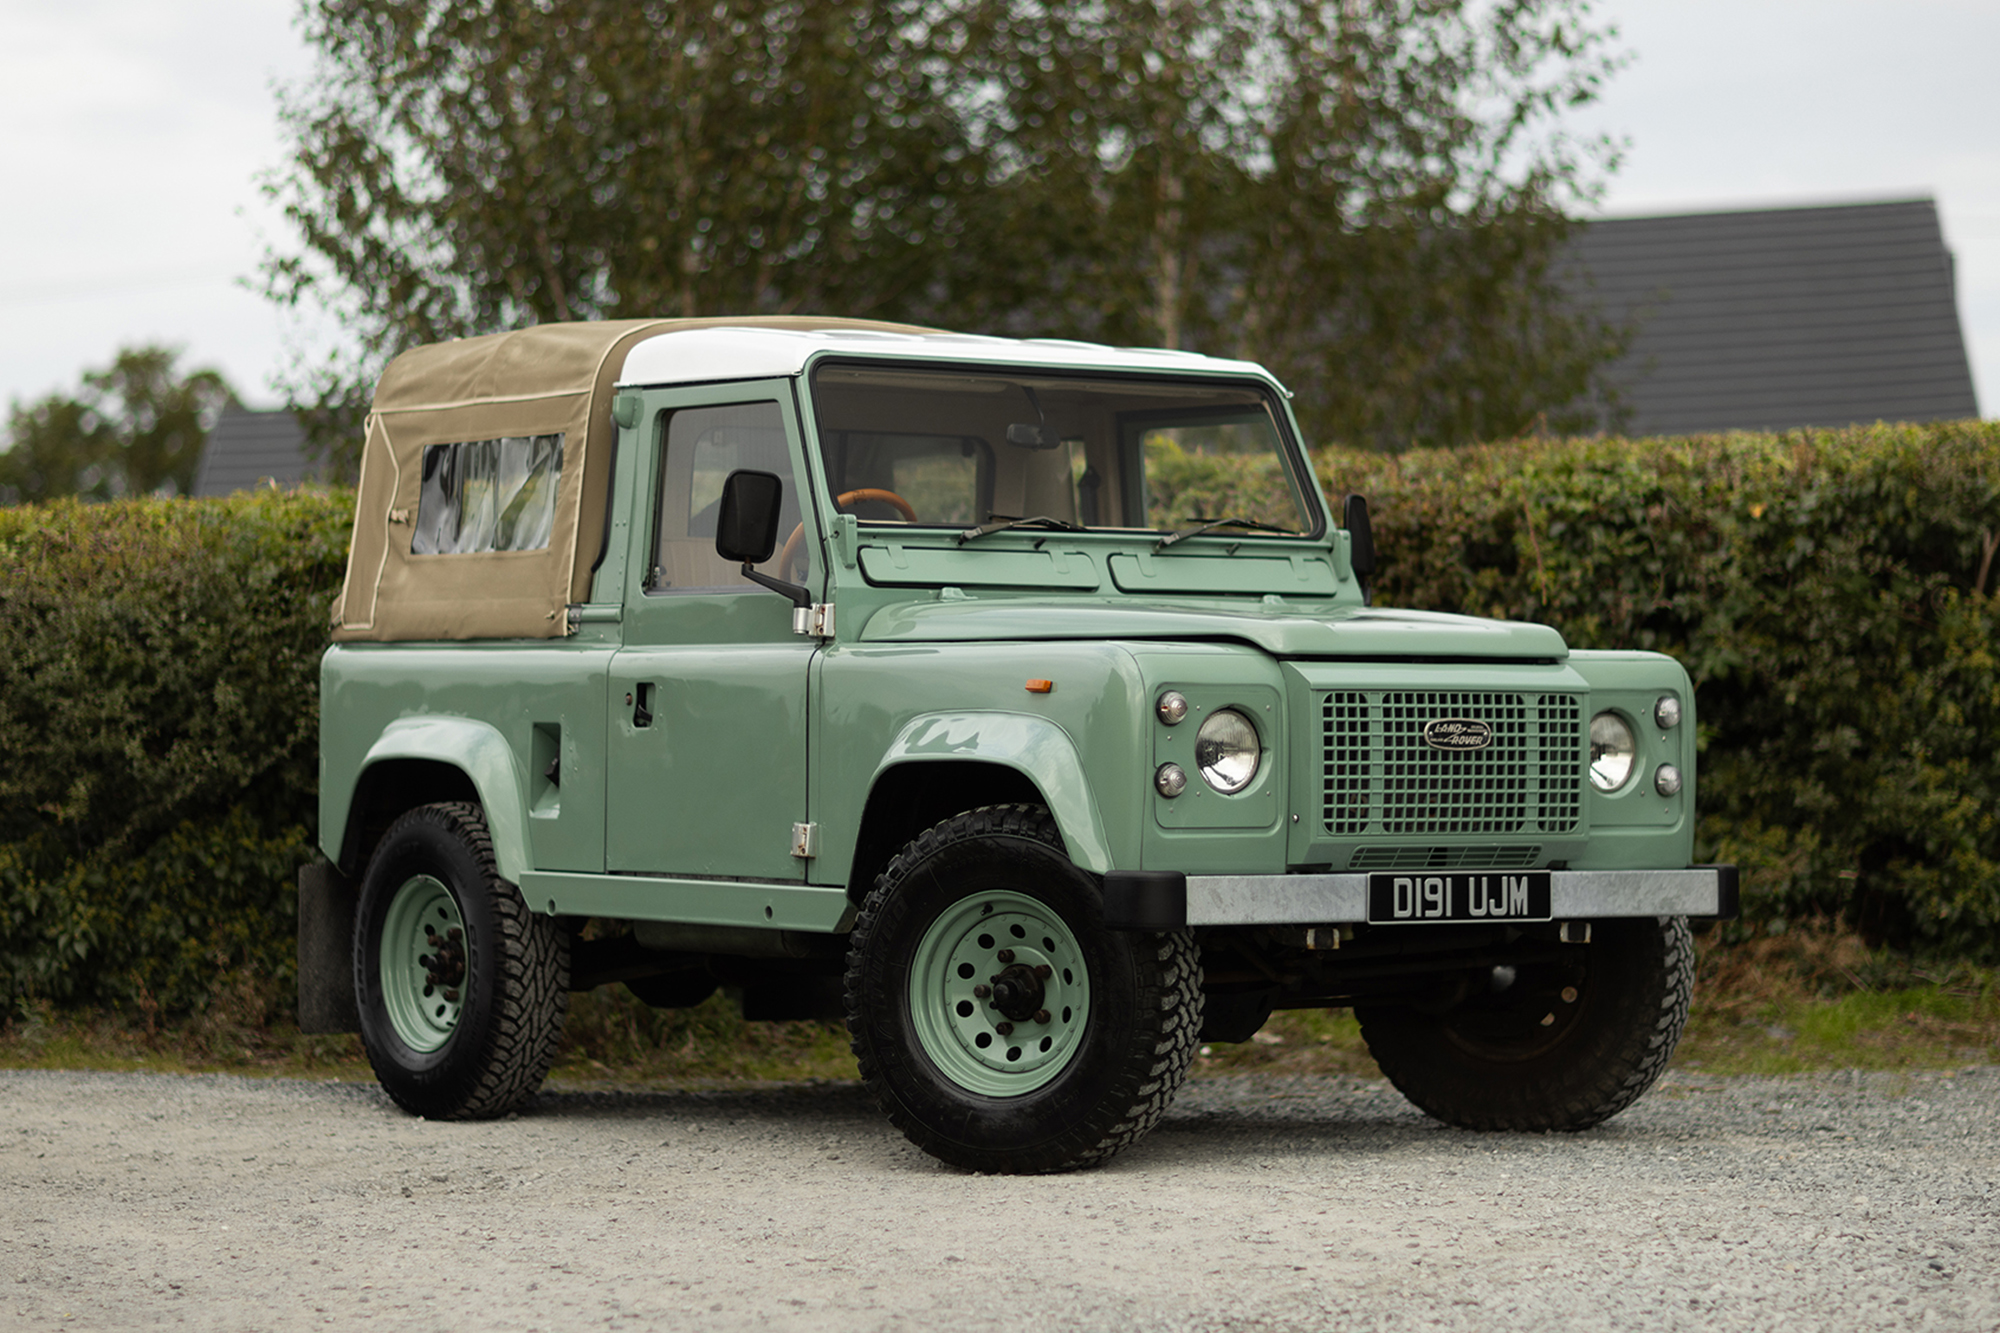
[332,718,533,883]
[845,712,1116,903]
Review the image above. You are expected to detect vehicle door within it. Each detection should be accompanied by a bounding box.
[605,381,819,881]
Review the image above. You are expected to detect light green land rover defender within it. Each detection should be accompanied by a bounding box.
[299,317,1736,1173]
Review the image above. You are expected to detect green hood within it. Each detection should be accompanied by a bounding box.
[856,598,1569,660]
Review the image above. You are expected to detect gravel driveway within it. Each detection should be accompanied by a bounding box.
[4,1066,1995,1331]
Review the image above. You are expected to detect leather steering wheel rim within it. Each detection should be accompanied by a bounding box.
[776,488,918,579]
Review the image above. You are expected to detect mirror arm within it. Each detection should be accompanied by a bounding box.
[740,561,812,609]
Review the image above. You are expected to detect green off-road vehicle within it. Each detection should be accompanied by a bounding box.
[300,317,1735,1173]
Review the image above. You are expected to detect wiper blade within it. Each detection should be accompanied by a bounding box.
[1156,516,1299,550]
[959,514,1084,543]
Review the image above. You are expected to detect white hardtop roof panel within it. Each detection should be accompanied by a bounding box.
[615,325,1281,390]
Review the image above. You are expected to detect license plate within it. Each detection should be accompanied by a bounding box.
[1366,872,1552,924]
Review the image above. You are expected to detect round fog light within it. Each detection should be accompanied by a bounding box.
[1155,763,1188,798]
[1654,695,1682,729]
[1156,691,1189,725]
[1654,764,1683,796]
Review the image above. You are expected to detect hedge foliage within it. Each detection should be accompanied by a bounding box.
[3,421,1997,1019]
[0,491,350,1015]
[1321,422,2000,956]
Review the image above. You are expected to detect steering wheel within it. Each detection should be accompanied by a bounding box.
[777,488,918,580]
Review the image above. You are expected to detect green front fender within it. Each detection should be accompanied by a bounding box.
[343,717,534,884]
[871,711,1115,874]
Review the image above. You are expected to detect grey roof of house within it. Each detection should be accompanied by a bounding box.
[1568,198,1980,436]
[193,408,319,497]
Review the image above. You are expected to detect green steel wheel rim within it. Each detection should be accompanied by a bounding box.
[907,888,1091,1097]
[379,874,468,1053]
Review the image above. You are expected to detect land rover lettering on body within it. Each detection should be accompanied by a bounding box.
[301,317,1736,1173]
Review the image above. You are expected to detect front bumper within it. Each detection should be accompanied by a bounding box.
[1103,865,1738,930]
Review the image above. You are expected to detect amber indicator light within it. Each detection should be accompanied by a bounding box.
[1025,679,1055,694]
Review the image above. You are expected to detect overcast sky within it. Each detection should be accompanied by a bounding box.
[2,0,1995,417]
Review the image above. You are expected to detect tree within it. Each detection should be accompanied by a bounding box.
[265,0,1628,461]
[0,348,237,506]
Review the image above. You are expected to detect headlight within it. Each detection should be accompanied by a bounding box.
[1588,712,1636,792]
[1194,709,1260,794]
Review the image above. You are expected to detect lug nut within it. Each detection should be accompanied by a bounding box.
[448,927,463,941]
[995,1021,1014,1036]
[1034,1009,1051,1024]
[996,948,1015,963]
[444,989,460,1002]
[1034,964,1052,979]
[972,984,991,999]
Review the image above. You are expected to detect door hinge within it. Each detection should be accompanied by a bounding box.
[791,603,835,638]
[790,822,821,859]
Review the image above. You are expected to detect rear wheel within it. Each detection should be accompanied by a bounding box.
[845,805,1202,1174]
[1356,915,1693,1131]
[355,803,569,1120]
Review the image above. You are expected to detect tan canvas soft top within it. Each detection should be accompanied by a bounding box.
[331,316,932,641]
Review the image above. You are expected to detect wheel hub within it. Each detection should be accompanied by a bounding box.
[423,925,467,995]
[988,962,1048,1022]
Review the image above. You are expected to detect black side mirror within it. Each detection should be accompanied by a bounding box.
[1342,493,1376,605]
[715,469,784,564]
[716,469,811,609]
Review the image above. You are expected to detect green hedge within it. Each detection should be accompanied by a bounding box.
[1321,422,2000,956]
[0,492,350,1015]
[4,422,1997,1019]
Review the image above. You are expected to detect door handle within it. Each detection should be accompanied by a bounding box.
[629,682,653,729]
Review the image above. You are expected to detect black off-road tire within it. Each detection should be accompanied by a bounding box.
[845,804,1203,1174]
[1356,915,1694,1132]
[354,803,569,1120]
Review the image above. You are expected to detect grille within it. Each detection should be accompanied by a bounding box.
[1347,845,1543,872]
[1323,690,1583,837]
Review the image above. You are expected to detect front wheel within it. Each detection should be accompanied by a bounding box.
[1356,915,1694,1132]
[845,805,1202,1174]
[354,803,569,1120]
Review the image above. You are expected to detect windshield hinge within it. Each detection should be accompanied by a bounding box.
[792,603,835,638]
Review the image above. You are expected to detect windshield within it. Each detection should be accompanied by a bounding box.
[808,363,1318,537]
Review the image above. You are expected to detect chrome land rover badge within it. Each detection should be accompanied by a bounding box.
[1422,718,1493,752]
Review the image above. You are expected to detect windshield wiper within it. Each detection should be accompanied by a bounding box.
[1155,516,1299,550]
[959,514,1084,543]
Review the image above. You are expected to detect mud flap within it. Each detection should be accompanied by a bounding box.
[297,861,361,1034]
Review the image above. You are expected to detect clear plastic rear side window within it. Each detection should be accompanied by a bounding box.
[411,433,564,555]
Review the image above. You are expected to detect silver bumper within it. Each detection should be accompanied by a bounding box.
[1175,866,1738,928]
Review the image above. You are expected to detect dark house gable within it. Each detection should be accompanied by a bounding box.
[193,408,320,496]
[1570,198,1980,436]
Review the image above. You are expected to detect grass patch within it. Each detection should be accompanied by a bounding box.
[0,993,372,1081]
[547,987,857,1089]
[4,924,1994,1088]
[1188,1007,1379,1079]
[1676,921,2000,1076]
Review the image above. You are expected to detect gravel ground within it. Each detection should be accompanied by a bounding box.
[3,1066,1996,1332]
